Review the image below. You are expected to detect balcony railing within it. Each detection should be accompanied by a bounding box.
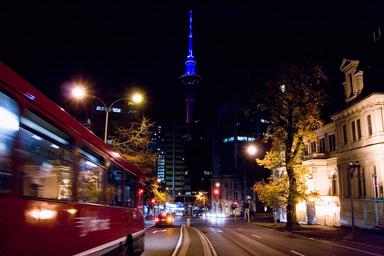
[304,152,328,160]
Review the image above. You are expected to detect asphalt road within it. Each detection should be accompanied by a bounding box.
[143,216,185,256]
[143,226,181,256]
[194,218,384,256]
[142,216,384,256]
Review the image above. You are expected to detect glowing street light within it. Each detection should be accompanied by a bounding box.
[131,93,144,104]
[246,144,257,156]
[71,85,86,99]
[70,84,144,143]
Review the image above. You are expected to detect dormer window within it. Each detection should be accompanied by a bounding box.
[339,58,364,103]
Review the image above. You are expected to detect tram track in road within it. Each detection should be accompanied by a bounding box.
[202,228,254,256]
[215,228,256,256]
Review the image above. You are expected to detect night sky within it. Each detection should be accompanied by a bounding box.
[1,1,383,123]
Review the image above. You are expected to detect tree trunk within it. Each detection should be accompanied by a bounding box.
[273,207,277,225]
[286,165,298,229]
[285,119,299,229]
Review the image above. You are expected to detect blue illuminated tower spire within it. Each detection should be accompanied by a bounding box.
[180,10,201,124]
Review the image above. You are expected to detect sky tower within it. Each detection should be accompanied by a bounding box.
[180,10,201,125]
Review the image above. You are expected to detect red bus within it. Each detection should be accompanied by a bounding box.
[0,61,145,256]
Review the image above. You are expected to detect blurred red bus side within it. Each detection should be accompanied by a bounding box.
[0,61,145,256]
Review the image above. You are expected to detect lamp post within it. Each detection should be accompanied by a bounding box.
[348,160,360,240]
[245,144,257,196]
[244,144,257,222]
[71,85,143,143]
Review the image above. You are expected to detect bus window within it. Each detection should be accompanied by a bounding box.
[78,153,104,204]
[124,172,136,208]
[19,112,73,200]
[0,91,19,193]
[107,165,123,206]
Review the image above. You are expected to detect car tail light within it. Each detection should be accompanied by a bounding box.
[162,212,166,217]
[155,218,159,222]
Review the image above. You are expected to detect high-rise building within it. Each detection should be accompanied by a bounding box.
[211,102,270,215]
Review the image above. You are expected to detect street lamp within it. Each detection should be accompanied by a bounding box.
[244,144,257,199]
[244,144,257,222]
[71,85,144,143]
[348,160,360,240]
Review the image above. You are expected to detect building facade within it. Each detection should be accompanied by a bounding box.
[301,59,384,228]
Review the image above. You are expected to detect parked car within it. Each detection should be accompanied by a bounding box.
[155,213,175,227]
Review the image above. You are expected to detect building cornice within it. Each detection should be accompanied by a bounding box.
[331,93,384,121]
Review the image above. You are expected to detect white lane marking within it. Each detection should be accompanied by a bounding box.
[290,250,305,256]
[321,241,383,256]
[291,231,382,256]
[252,234,262,239]
[217,229,223,233]
[152,229,167,234]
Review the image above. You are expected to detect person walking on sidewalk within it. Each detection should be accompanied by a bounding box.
[243,196,252,222]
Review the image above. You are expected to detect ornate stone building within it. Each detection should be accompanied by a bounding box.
[302,59,384,228]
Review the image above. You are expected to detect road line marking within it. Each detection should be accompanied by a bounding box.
[252,234,262,239]
[320,241,383,256]
[217,229,223,233]
[152,229,167,234]
[289,231,383,256]
[290,250,305,256]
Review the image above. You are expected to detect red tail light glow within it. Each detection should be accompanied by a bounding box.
[155,218,159,222]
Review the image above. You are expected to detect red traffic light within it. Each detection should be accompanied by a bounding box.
[151,198,156,204]
[214,189,219,195]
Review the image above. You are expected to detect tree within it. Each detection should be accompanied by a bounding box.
[195,192,208,206]
[152,181,172,205]
[112,117,156,177]
[254,166,319,225]
[255,62,325,228]
[111,117,170,207]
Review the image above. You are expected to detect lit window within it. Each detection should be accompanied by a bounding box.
[223,137,235,143]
